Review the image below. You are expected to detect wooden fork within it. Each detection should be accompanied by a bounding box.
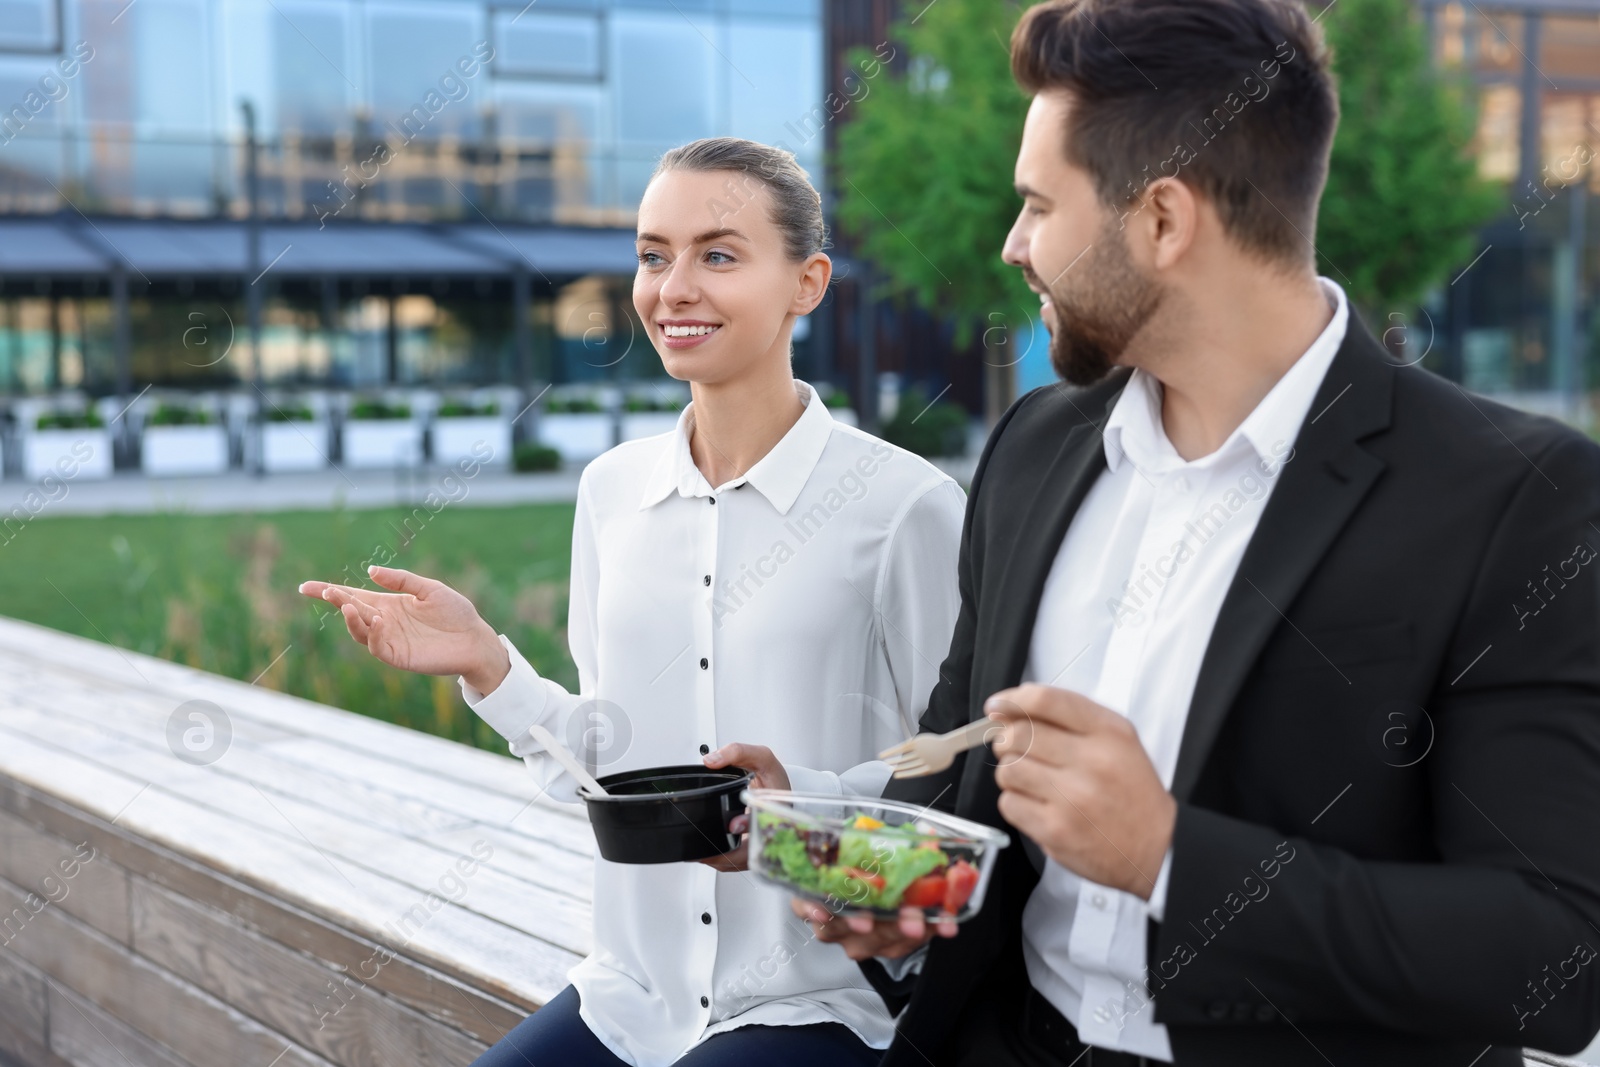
[879,718,1006,778]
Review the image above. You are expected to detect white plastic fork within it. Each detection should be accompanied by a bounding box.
[879,718,1006,779]
[527,722,611,796]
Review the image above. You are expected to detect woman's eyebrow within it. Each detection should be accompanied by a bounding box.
[635,228,748,245]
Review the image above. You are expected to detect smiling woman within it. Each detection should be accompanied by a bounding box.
[296,137,967,1067]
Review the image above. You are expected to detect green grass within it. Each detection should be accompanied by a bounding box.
[1,503,579,754]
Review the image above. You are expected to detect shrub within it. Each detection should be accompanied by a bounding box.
[513,442,562,472]
[623,394,684,413]
[147,403,212,426]
[266,403,316,422]
[348,398,412,420]
[882,387,969,457]
[822,389,853,410]
[437,399,499,418]
[546,394,603,414]
[36,410,104,430]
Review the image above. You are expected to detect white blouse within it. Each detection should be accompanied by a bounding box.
[459,379,966,1066]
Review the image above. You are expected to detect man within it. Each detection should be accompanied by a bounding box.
[795,1,1600,1064]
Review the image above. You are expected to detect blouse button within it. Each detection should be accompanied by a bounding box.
[701,912,712,925]
[700,995,710,1008]
[703,575,711,586]
[699,743,710,755]
[699,657,708,669]
[708,497,716,506]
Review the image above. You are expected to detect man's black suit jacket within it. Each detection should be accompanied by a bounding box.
[870,316,1600,1066]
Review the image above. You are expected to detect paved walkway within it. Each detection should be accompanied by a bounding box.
[1,463,586,517]
[2,450,979,518]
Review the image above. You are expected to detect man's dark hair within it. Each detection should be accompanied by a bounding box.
[1011,0,1338,266]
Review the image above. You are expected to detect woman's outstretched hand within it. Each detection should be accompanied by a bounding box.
[297,566,510,694]
[696,743,790,873]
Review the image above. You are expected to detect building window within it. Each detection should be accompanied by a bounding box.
[0,0,59,53]
[493,10,604,80]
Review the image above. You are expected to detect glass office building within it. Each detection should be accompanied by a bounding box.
[0,0,825,394]
[1407,2,1597,417]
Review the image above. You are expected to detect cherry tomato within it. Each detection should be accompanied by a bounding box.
[843,866,886,891]
[943,859,979,914]
[901,873,947,909]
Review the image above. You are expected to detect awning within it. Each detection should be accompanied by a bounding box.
[0,216,641,279]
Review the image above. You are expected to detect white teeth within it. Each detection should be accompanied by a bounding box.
[663,325,720,338]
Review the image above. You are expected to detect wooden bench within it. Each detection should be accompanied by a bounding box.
[1,614,1593,1067]
[0,614,588,1067]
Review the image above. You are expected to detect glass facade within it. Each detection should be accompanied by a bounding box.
[0,0,823,223]
[1424,1,1599,421]
[0,0,825,395]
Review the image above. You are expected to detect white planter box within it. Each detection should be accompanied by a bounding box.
[433,416,512,467]
[344,420,423,468]
[830,408,859,427]
[141,425,230,476]
[620,412,680,442]
[261,421,329,472]
[540,413,614,461]
[24,428,113,480]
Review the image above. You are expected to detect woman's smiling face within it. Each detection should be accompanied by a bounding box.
[633,167,828,385]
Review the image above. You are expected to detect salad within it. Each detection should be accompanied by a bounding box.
[756,811,981,914]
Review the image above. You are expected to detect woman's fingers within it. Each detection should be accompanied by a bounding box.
[368,565,436,597]
[340,601,372,645]
[322,585,403,624]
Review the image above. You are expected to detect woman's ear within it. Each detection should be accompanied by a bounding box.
[790,252,833,317]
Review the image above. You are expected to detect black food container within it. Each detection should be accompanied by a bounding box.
[582,764,753,864]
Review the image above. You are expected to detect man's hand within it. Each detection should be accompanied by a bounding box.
[696,743,790,872]
[987,684,1175,899]
[790,898,958,961]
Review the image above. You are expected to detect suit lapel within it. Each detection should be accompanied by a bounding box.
[1169,320,1396,802]
[962,375,1130,823]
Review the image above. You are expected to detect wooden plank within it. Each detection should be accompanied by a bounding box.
[48,981,196,1067]
[132,879,490,1066]
[0,710,592,956]
[0,948,54,1067]
[0,871,335,1067]
[0,807,130,947]
[0,682,595,898]
[0,616,585,821]
[0,776,539,1041]
[263,737,597,857]
[0,735,580,1009]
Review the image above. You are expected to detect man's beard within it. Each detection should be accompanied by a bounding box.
[1037,223,1163,387]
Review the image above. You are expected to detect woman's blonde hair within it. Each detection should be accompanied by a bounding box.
[653,137,828,262]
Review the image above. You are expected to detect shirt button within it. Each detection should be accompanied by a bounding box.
[699,743,710,755]
[700,995,710,1008]
[701,912,712,924]
[700,657,709,669]
[1091,892,1108,910]
[703,575,711,586]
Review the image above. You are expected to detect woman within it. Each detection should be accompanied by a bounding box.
[298,137,965,1066]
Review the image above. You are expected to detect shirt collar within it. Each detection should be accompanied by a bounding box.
[1103,277,1349,475]
[637,379,836,515]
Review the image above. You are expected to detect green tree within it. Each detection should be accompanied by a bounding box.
[1316,0,1501,320]
[832,0,1033,420]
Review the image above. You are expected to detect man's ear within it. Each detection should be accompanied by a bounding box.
[1134,177,1200,272]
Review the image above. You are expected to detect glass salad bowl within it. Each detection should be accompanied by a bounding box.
[744,789,1010,923]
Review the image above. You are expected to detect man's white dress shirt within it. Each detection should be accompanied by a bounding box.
[1019,279,1348,1060]
[459,380,966,1067]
